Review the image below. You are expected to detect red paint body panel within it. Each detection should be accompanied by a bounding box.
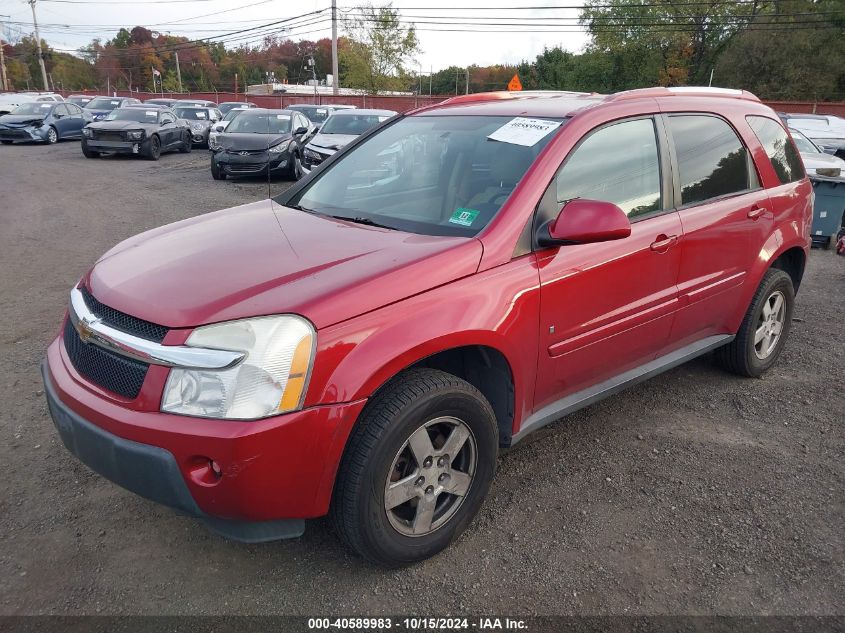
[44,90,812,525]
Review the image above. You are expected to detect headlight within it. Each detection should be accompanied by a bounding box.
[304,148,323,162]
[161,315,315,420]
[816,167,841,178]
[269,140,291,154]
[127,130,144,140]
[81,128,92,137]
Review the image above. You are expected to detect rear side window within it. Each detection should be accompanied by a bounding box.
[668,115,750,206]
[747,116,804,184]
[555,117,662,218]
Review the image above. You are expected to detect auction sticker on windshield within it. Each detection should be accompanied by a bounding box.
[488,117,561,146]
[449,208,480,226]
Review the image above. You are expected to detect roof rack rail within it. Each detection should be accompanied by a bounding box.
[607,86,761,102]
[437,90,596,107]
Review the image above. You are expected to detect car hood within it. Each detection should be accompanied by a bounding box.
[217,133,290,151]
[309,133,357,152]
[88,120,155,131]
[801,151,845,170]
[84,199,483,330]
[0,114,46,126]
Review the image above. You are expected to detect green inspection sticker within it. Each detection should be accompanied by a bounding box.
[449,208,480,226]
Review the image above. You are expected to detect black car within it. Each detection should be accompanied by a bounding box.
[81,107,192,160]
[218,101,257,116]
[210,108,310,180]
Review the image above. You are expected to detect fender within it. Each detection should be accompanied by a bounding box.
[305,255,543,429]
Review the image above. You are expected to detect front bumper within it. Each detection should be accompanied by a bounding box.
[84,139,144,154]
[43,336,367,539]
[213,151,291,176]
[0,126,48,142]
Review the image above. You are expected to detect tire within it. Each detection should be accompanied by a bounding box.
[715,268,794,377]
[179,132,192,153]
[46,126,58,144]
[331,368,498,566]
[289,152,304,181]
[210,158,226,180]
[81,141,100,158]
[145,135,161,161]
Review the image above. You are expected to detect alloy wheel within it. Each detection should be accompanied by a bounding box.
[47,128,58,144]
[754,290,786,359]
[384,416,476,537]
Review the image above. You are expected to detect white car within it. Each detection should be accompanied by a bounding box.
[0,92,63,115]
[789,127,845,179]
[783,114,845,159]
[208,106,253,150]
[301,108,396,174]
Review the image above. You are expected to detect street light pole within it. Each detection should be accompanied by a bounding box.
[0,15,9,91]
[28,0,50,91]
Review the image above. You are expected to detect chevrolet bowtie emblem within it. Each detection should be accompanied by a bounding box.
[75,316,99,343]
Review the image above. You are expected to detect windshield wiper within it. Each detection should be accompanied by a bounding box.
[329,214,397,230]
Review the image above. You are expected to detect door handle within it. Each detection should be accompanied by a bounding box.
[747,206,766,220]
[650,234,678,252]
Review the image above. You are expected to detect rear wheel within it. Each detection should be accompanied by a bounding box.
[81,141,100,158]
[331,368,498,566]
[210,157,226,180]
[46,126,58,144]
[145,135,161,161]
[716,268,794,377]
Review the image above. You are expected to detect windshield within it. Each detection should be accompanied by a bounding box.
[174,108,211,121]
[86,97,122,110]
[11,102,54,115]
[321,114,390,135]
[219,103,250,114]
[226,113,290,134]
[291,106,328,123]
[287,115,562,237]
[789,129,820,154]
[104,108,159,123]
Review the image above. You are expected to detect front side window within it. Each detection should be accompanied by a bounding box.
[555,117,662,218]
[747,116,804,184]
[668,115,750,206]
[288,115,561,237]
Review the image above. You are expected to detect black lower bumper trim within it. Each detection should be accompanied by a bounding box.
[42,362,306,542]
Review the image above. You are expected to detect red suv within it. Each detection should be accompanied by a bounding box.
[43,88,812,565]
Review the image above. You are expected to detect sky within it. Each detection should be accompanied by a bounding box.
[0,0,593,73]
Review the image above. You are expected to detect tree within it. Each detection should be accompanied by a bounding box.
[340,3,419,94]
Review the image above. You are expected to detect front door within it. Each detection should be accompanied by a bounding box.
[533,116,683,411]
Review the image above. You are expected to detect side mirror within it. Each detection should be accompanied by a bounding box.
[294,125,308,136]
[539,199,631,246]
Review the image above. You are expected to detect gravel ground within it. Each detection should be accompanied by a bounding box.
[0,140,843,617]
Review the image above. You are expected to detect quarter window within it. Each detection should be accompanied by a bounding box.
[668,115,750,206]
[555,118,662,218]
[747,116,804,184]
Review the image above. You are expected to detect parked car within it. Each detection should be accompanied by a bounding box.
[84,96,142,121]
[81,106,191,160]
[0,101,92,144]
[302,108,396,174]
[218,101,257,116]
[287,103,356,130]
[782,113,845,159]
[0,92,63,115]
[175,99,217,108]
[789,127,845,178]
[173,105,222,147]
[43,87,812,565]
[66,94,97,107]
[209,108,310,180]
[207,106,252,150]
[145,98,179,107]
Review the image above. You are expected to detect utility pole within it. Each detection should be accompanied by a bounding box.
[28,0,49,91]
[429,65,432,97]
[0,16,9,91]
[465,67,469,95]
[308,52,317,101]
[175,50,183,92]
[331,0,339,95]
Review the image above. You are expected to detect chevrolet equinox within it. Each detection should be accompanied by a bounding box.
[43,88,812,565]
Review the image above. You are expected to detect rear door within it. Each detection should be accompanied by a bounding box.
[662,113,772,348]
[534,115,683,410]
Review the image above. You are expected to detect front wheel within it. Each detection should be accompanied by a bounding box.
[46,126,58,144]
[715,268,794,377]
[179,132,192,153]
[81,141,100,158]
[290,153,304,181]
[144,135,161,161]
[210,157,226,180]
[331,368,498,566]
